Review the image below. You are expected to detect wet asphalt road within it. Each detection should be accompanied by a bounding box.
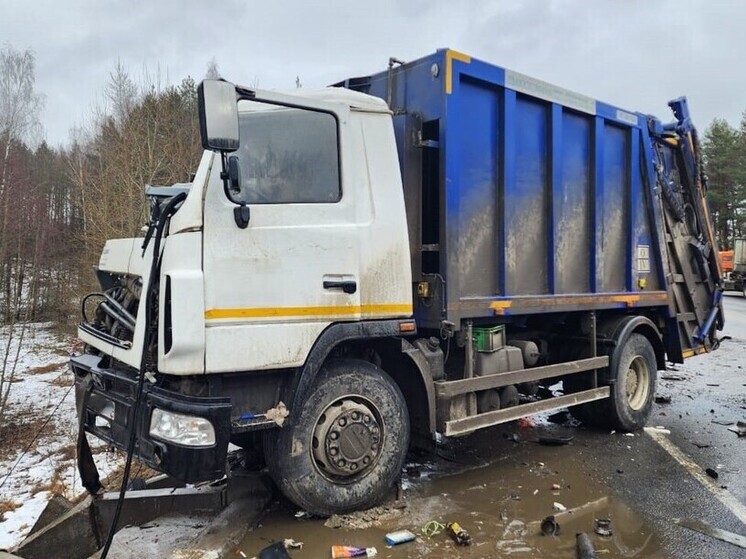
[242,294,746,559]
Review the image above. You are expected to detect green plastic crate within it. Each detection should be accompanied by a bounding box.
[472,325,506,352]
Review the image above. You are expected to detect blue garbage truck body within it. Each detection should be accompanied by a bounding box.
[337,49,723,364]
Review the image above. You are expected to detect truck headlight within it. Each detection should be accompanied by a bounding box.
[149,408,216,447]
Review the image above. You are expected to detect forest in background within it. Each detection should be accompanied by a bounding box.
[0,43,744,353]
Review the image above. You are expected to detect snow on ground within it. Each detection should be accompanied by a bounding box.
[0,322,123,550]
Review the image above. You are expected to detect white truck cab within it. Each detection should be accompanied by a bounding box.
[73,82,419,514]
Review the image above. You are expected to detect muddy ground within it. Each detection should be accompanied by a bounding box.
[240,294,746,559]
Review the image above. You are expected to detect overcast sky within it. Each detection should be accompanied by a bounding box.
[2,0,745,147]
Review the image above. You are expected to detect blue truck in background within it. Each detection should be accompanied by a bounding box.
[74,49,723,515]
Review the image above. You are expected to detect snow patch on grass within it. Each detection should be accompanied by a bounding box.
[0,322,123,550]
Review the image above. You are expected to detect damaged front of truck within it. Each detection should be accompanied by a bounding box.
[71,148,232,488]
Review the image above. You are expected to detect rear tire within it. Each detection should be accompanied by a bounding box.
[608,333,657,431]
[566,333,657,432]
[264,358,409,516]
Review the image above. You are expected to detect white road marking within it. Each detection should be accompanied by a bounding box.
[645,427,746,527]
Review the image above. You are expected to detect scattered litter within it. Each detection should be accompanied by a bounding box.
[532,488,539,495]
[623,433,635,437]
[674,518,746,550]
[385,530,416,546]
[446,522,472,546]
[705,468,719,479]
[258,542,292,559]
[538,434,574,446]
[266,402,289,426]
[239,552,248,558]
[510,493,521,501]
[331,546,378,558]
[692,442,711,449]
[576,532,598,559]
[655,395,672,404]
[712,419,734,426]
[422,520,445,537]
[551,483,561,490]
[616,469,624,474]
[547,410,573,424]
[518,417,535,428]
[540,515,560,536]
[727,421,746,437]
[509,433,521,443]
[500,511,508,521]
[661,374,685,381]
[553,502,567,512]
[283,539,303,550]
[594,518,613,537]
[706,383,720,387]
[295,510,312,519]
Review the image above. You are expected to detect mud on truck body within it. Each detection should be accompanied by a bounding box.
[72,50,724,515]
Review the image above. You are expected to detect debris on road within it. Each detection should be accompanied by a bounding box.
[551,483,561,490]
[540,515,560,536]
[692,441,711,449]
[727,421,746,437]
[324,505,404,529]
[655,395,672,404]
[538,433,574,446]
[661,374,686,381]
[674,518,746,550]
[594,518,613,537]
[258,542,292,559]
[446,521,472,545]
[711,420,734,426]
[705,467,719,479]
[421,520,445,537]
[294,510,312,519]
[576,532,599,559]
[384,529,416,545]
[553,502,567,512]
[283,539,303,550]
[331,545,378,558]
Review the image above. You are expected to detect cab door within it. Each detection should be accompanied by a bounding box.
[202,95,365,373]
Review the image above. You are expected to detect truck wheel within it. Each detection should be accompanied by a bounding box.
[264,359,409,516]
[609,333,657,431]
[566,333,656,431]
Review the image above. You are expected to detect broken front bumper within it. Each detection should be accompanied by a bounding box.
[71,353,231,484]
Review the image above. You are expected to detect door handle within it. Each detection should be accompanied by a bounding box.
[323,280,357,294]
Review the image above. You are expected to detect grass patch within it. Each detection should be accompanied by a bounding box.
[0,407,50,461]
[0,499,20,522]
[26,361,68,376]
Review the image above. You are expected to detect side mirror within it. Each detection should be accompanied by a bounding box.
[197,80,239,152]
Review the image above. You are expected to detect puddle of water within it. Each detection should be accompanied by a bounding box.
[239,427,667,559]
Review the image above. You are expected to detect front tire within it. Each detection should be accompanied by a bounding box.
[264,358,409,516]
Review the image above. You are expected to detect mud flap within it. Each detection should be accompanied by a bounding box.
[75,373,103,495]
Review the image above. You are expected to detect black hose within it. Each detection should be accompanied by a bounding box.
[99,191,186,558]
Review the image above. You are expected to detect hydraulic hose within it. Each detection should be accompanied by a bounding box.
[99,191,186,558]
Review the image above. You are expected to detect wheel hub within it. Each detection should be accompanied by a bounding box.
[625,356,650,410]
[312,398,382,478]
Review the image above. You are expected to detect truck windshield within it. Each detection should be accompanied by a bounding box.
[233,99,341,204]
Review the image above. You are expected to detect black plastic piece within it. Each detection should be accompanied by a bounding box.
[234,204,250,229]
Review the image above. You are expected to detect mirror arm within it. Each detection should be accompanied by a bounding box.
[219,152,250,229]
